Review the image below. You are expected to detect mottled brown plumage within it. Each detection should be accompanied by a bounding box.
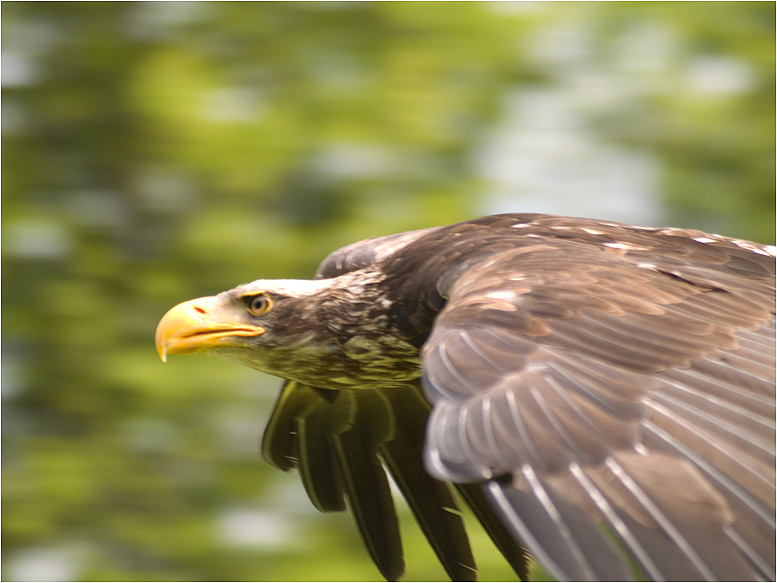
[156,214,776,581]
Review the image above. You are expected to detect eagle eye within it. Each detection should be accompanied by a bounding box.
[247,293,272,316]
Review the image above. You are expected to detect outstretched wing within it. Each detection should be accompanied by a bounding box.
[261,380,529,581]
[420,221,776,580]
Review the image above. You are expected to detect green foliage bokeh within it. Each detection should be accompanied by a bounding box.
[2,2,773,581]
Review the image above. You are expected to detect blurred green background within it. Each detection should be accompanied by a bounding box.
[2,2,774,581]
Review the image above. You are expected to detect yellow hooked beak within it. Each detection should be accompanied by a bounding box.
[155,296,265,362]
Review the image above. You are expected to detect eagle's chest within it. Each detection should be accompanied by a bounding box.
[270,297,424,390]
[337,330,423,386]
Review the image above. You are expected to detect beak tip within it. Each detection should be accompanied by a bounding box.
[155,326,169,362]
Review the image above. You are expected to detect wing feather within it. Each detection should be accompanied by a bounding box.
[419,223,775,581]
[486,475,632,581]
[261,382,402,579]
[333,413,404,581]
[566,461,664,580]
[262,382,506,581]
[377,388,480,582]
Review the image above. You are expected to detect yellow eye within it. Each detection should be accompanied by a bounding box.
[247,294,272,316]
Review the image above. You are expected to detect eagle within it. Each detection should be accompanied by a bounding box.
[155,213,775,581]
